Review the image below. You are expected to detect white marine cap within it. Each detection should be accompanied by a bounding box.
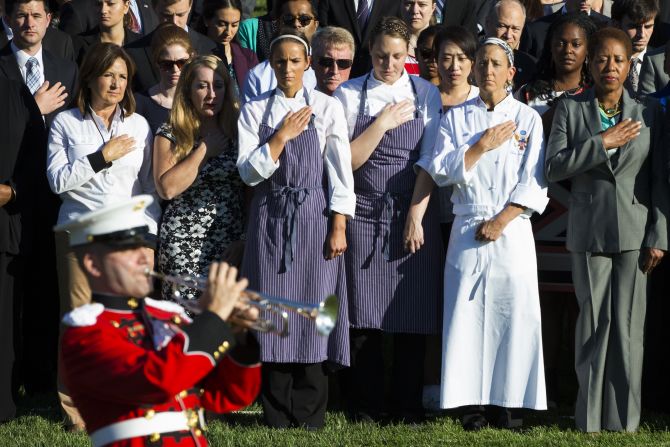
[53,195,154,247]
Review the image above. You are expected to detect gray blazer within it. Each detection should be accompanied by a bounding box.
[639,47,669,95]
[545,88,669,253]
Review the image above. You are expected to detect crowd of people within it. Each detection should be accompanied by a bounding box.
[1,0,670,443]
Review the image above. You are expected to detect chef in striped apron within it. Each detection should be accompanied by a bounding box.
[333,16,443,423]
[237,29,356,429]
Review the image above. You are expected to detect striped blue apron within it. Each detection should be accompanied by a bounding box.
[241,89,350,366]
[345,75,443,334]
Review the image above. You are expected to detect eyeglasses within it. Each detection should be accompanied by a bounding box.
[419,48,435,61]
[317,57,353,69]
[281,14,316,27]
[157,58,190,71]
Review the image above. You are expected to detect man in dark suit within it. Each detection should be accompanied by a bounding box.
[1,0,77,125]
[318,0,401,78]
[522,0,610,60]
[0,77,47,422]
[484,0,537,90]
[613,0,659,95]
[0,0,76,60]
[124,0,221,92]
[1,0,77,396]
[59,0,158,37]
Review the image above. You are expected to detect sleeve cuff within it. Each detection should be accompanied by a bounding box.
[87,152,111,173]
[227,332,261,366]
[247,144,279,180]
[182,310,237,364]
[510,184,549,215]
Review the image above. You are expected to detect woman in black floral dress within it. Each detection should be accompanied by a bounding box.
[153,55,244,301]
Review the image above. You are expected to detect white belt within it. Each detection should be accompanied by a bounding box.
[90,409,204,447]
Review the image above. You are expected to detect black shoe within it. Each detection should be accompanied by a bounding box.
[489,407,523,430]
[462,414,488,431]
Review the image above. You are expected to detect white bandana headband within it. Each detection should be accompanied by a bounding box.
[482,37,515,66]
[269,34,310,55]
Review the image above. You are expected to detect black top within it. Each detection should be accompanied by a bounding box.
[134,91,170,135]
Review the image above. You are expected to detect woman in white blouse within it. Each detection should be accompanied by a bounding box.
[333,16,443,423]
[237,29,355,429]
[428,38,548,430]
[47,42,158,427]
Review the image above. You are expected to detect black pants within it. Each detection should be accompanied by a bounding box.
[0,253,21,421]
[343,329,426,419]
[261,362,328,429]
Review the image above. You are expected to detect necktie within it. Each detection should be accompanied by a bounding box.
[357,0,370,33]
[628,57,640,93]
[435,0,445,24]
[127,4,141,34]
[25,57,40,94]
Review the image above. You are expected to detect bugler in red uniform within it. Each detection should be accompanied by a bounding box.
[61,293,261,447]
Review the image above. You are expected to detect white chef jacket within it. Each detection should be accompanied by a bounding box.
[428,93,549,410]
[237,87,356,219]
[47,106,160,233]
[241,59,317,104]
[333,70,442,173]
[429,93,548,216]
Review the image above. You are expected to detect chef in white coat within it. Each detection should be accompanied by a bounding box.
[427,37,549,431]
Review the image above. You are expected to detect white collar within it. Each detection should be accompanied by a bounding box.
[368,69,410,88]
[88,105,125,127]
[275,87,307,100]
[11,41,44,70]
[475,92,515,112]
[634,47,647,63]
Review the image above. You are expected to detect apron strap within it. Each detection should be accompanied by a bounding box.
[262,87,315,128]
[274,185,320,272]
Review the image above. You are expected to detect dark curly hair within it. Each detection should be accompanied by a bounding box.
[526,12,597,98]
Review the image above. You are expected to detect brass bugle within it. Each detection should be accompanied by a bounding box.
[145,269,338,337]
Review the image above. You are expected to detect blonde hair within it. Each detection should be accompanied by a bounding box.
[168,55,239,161]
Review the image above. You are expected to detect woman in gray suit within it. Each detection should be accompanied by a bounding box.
[545,27,669,433]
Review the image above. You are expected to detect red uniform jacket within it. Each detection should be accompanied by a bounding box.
[60,294,261,446]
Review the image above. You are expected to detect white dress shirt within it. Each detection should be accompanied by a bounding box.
[333,70,443,173]
[241,59,317,104]
[11,42,44,88]
[633,47,647,77]
[47,106,161,233]
[237,87,356,218]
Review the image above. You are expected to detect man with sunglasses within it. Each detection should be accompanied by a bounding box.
[311,26,355,96]
[241,0,318,103]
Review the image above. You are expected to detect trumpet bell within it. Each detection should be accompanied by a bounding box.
[315,295,338,336]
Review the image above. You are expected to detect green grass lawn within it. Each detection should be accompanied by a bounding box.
[3,394,670,446]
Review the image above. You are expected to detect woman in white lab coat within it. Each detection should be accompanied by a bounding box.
[427,38,549,430]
